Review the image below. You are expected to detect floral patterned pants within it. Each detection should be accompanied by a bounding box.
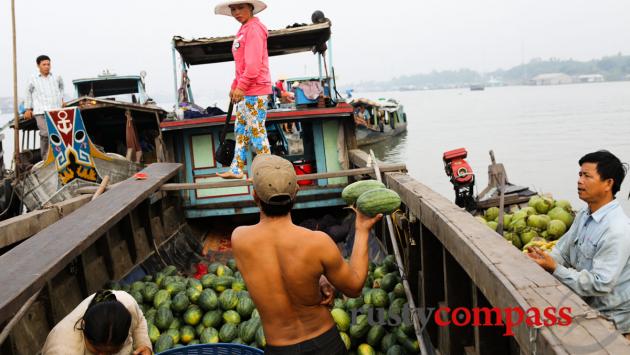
[230,95,271,175]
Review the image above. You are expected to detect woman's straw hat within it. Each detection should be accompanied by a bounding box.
[214,1,267,16]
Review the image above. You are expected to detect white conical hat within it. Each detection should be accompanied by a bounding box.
[214,1,267,16]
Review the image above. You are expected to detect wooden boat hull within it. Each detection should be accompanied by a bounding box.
[356,121,407,146]
[14,153,140,211]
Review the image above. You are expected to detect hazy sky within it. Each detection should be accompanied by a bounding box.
[1,0,629,103]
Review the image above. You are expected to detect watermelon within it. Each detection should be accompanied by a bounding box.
[251,309,260,320]
[231,338,246,344]
[223,310,241,325]
[148,323,160,343]
[227,258,238,271]
[171,291,190,313]
[331,308,351,332]
[198,289,218,311]
[188,339,200,345]
[386,345,404,355]
[186,287,202,304]
[154,333,174,352]
[142,282,159,303]
[382,255,397,272]
[165,328,180,344]
[200,327,219,344]
[195,323,206,337]
[202,310,222,328]
[232,280,247,291]
[236,290,250,299]
[131,281,145,293]
[168,318,181,330]
[357,343,377,355]
[356,188,401,217]
[255,325,266,348]
[333,298,346,310]
[130,290,143,305]
[219,323,238,342]
[342,180,386,205]
[373,266,387,279]
[155,306,174,331]
[162,265,178,276]
[187,278,203,292]
[393,283,405,299]
[237,297,256,319]
[200,273,216,289]
[380,274,398,293]
[381,333,397,352]
[349,314,370,339]
[238,320,258,343]
[145,308,157,325]
[180,325,195,344]
[212,276,234,292]
[340,331,352,350]
[219,289,239,310]
[363,289,374,305]
[367,325,386,347]
[183,305,203,326]
[153,289,171,308]
[400,337,420,354]
[155,272,166,287]
[165,281,186,295]
[215,264,233,277]
[346,297,364,310]
[371,289,389,308]
[208,262,223,274]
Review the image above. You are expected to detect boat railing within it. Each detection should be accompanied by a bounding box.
[349,149,630,354]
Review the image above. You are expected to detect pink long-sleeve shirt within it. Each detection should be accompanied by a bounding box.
[231,17,272,96]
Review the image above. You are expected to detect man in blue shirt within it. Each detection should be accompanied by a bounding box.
[528,150,630,338]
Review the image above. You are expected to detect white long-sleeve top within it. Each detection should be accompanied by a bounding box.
[42,291,152,355]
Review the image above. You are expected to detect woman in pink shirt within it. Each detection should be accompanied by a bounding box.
[215,1,272,179]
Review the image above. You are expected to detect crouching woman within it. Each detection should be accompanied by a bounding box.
[42,290,152,355]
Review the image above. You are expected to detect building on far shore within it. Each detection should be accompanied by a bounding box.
[530,73,573,85]
[577,74,605,83]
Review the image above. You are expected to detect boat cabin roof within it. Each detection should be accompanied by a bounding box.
[350,98,400,112]
[173,22,331,65]
[73,75,143,98]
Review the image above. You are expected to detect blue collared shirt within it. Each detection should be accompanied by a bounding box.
[24,72,64,115]
[550,199,630,332]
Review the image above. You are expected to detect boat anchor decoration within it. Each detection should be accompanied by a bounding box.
[43,107,111,185]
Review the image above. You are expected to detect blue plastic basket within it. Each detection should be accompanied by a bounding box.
[157,343,264,355]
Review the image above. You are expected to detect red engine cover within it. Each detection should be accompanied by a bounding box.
[449,159,473,184]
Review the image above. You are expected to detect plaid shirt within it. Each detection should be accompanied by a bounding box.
[24,72,64,114]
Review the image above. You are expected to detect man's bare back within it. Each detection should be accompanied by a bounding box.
[232,211,381,347]
[232,217,337,345]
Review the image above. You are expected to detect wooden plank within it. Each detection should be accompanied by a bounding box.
[160,164,407,191]
[0,195,91,249]
[0,163,181,324]
[420,226,444,347]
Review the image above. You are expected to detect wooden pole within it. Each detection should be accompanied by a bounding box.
[91,175,110,201]
[11,0,20,178]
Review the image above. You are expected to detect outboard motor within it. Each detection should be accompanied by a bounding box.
[443,148,476,211]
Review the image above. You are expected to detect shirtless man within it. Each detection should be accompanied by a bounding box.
[232,154,382,354]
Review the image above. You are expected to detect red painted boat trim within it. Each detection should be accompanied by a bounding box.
[161,103,353,130]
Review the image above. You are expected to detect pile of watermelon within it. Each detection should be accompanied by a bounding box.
[331,255,420,355]
[109,260,265,353]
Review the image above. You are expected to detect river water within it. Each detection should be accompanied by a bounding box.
[360,81,630,214]
[2,81,629,213]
